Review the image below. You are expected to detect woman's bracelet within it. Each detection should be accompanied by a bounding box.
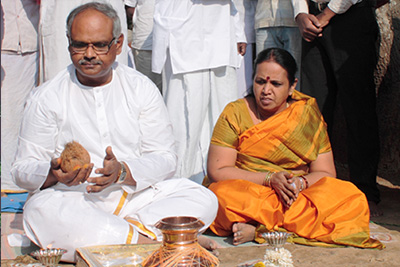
[300,175,309,189]
[263,171,274,187]
[298,176,304,192]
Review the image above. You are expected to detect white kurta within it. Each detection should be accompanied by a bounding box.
[38,0,129,83]
[12,63,218,262]
[1,0,40,192]
[152,0,245,182]
[152,0,245,74]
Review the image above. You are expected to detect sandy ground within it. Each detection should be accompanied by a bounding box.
[215,224,400,267]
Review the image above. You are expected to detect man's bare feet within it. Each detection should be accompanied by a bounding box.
[198,235,221,256]
[368,201,383,218]
[232,222,256,245]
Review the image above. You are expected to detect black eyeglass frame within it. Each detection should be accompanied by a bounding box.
[68,37,117,55]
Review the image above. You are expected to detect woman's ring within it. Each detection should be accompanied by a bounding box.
[291,182,296,190]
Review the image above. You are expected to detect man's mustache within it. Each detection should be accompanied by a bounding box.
[78,59,103,65]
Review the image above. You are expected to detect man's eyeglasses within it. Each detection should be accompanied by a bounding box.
[69,37,116,55]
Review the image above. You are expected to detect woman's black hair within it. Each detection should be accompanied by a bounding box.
[253,47,298,86]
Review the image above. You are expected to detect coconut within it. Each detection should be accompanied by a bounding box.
[60,141,90,172]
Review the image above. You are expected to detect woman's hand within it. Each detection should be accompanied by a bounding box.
[287,176,305,196]
[270,171,297,208]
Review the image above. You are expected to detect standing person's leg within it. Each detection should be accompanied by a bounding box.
[132,48,162,91]
[1,52,38,192]
[162,52,210,180]
[328,6,381,214]
[282,27,302,90]
[194,66,239,184]
[300,38,337,128]
[301,4,340,132]
[255,27,280,54]
[208,66,239,126]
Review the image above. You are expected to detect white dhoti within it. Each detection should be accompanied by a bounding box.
[1,52,38,192]
[162,54,238,184]
[23,178,217,262]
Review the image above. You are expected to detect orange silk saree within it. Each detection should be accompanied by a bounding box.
[208,91,383,249]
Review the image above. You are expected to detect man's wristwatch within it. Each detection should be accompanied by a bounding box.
[115,161,127,184]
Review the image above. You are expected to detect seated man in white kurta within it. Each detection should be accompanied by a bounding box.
[11,3,218,262]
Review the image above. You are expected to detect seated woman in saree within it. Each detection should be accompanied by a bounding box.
[204,48,383,249]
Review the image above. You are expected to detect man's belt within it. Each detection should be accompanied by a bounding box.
[311,1,329,12]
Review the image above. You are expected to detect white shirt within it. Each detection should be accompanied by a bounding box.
[326,0,363,14]
[1,0,39,53]
[124,0,155,50]
[255,0,299,28]
[293,0,363,18]
[12,63,177,194]
[233,0,257,43]
[152,0,246,74]
[292,0,309,18]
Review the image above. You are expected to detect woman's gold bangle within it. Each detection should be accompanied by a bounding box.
[263,171,274,187]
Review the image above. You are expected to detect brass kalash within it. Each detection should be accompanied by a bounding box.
[142,216,219,267]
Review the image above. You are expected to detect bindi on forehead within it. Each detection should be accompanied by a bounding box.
[265,76,270,81]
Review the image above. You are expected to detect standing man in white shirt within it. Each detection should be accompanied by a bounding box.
[1,0,40,193]
[125,0,162,91]
[295,0,381,216]
[152,0,246,183]
[12,3,218,262]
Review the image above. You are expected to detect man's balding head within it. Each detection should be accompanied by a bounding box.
[66,2,121,39]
